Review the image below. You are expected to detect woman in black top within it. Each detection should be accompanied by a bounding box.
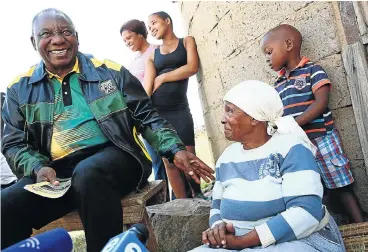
[145,11,203,199]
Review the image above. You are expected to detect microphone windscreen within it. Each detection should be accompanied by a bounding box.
[3,228,73,252]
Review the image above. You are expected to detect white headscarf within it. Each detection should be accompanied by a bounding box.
[223,80,317,155]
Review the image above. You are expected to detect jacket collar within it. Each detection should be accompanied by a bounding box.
[28,60,47,84]
[29,52,103,84]
[77,52,103,82]
[46,58,79,82]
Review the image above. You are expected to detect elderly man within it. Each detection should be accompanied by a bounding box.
[1,8,214,251]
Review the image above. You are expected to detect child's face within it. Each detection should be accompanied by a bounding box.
[260,34,288,72]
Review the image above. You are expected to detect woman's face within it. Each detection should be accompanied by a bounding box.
[121,30,144,52]
[221,102,254,142]
[148,15,169,40]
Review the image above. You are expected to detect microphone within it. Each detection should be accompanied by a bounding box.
[3,228,73,252]
[101,223,149,252]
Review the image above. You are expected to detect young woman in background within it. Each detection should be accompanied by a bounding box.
[145,11,204,199]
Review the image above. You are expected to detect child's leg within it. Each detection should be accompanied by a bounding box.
[331,185,364,223]
[312,129,364,222]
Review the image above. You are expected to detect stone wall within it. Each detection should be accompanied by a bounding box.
[179,1,368,212]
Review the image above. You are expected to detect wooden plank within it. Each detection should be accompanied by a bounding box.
[123,205,145,225]
[342,42,368,174]
[32,211,83,236]
[338,2,362,44]
[32,181,166,236]
[353,1,368,45]
[122,180,165,207]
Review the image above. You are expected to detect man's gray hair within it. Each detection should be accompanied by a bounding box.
[32,8,75,34]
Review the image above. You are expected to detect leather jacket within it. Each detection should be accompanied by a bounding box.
[1,52,185,183]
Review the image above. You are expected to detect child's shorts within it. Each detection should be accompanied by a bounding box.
[311,129,354,189]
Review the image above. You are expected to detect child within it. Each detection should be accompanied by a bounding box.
[260,24,364,223]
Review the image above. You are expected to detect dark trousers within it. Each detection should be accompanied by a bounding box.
[1,144,143,252]
[0,180,17,190]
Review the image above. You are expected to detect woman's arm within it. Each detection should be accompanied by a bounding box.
[143,51,157,97]
[162,36,199,81]
[253,144,324,248]
[209,169,224,228]
[152,36,199,92]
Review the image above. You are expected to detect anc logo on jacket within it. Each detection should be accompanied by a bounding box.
[99,80,117,94]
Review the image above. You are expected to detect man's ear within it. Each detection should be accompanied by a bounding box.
[285,38,293,52]
[75,32,79,45]
[31,36,37,51]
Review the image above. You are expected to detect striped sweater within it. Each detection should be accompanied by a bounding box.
[210,132,325,247]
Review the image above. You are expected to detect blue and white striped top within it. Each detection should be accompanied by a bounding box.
[210,132,325,247]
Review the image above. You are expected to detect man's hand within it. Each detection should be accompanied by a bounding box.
[36,167,59,186]
[152,74,165,93]
[173,150,215,184]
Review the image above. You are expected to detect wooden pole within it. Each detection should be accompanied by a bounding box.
[342,42,368,174]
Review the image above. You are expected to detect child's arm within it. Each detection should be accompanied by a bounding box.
[295,85,329,126]
[295,65,331,126]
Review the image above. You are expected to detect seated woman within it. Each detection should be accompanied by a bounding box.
[191,80,345,252]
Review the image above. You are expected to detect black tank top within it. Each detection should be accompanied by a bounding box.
[151,38,189,111]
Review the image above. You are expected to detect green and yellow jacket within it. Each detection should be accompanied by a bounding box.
[1,52,185,184]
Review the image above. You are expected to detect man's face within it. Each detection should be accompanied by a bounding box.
[260,33,288,72]
[221,102,253,142]
[31,14,78,72]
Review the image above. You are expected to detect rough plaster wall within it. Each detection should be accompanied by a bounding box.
[180,1,368,211]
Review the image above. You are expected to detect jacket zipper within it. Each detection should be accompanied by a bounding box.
[78,78,147,189]
[48,80,55,159]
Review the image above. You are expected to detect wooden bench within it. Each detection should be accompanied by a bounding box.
[339,222,368,252]
[32,180,167,252]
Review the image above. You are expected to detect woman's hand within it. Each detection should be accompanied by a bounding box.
[202,222,240,249]
[152,74,166,93]
[223,222,242,250]
[202,222,261,250]
[202,222,227,248]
